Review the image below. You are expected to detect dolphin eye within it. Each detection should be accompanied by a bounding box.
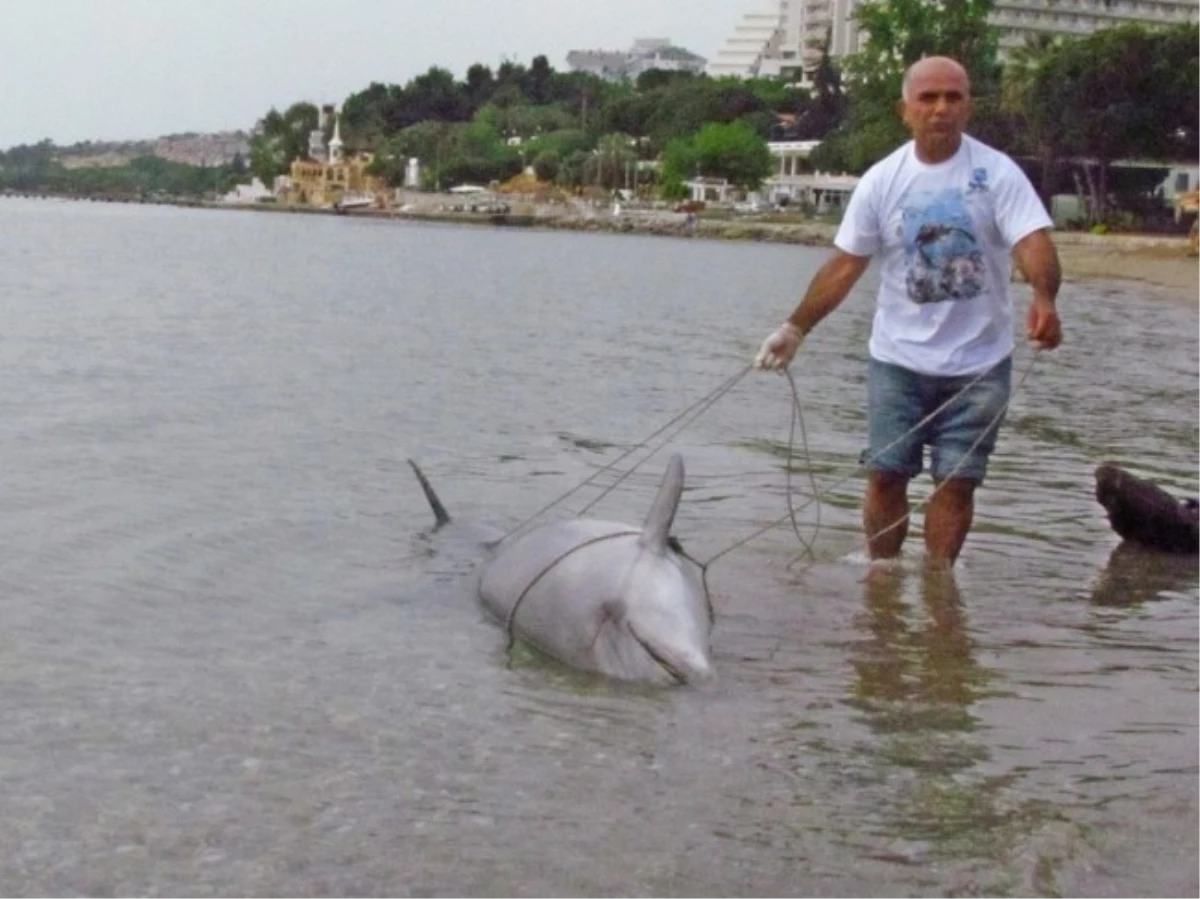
[666,535,684,554]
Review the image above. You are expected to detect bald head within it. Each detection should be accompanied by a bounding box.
[898,56,973,163]
[902,56,971,101]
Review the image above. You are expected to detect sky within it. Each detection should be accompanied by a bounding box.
[0,0,757,149]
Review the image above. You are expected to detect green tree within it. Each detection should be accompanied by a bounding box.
[342,82,395,143]
[525,55,554,105]
[692,120,772,187]
[403,66,471,126]
[661,121,771,191]
[1018,22,1199,224]
[813,0,1000,173]
[579,133,636,190]
[248,102,318,185]
[532,151,560,183]
[464,63,495,111]
[796,27,847,139]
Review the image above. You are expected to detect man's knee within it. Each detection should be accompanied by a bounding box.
[867,470,911,500]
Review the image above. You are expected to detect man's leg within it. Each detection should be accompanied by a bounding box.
[864,470,912,560]
[924,476,976,565]
[926,356,1012,566]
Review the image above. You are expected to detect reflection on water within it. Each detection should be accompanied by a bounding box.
[850,565,990,735]
[844,565,1087,896]
[0,198,1194,897]
[1090,541,1200,606]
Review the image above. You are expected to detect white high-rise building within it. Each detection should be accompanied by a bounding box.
[707,0,1199,80]
[566,38,707,81]
[991,0,1199,51]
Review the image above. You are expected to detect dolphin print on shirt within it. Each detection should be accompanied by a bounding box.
[901,186,987,305]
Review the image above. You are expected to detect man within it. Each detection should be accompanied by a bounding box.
[754,56,1063,566]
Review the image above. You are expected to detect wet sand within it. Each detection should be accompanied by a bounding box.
[558,212,1198,301]
[1053,237,1198,299]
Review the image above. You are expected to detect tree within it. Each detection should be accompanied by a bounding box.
[464,63,495,112]
[342,81,394,143]
[797,27,847,139]
[579,133,636,190]
[661,121,772,191]
[248,102,318,185]
[403,67,470,126]
[1000,33,1065,201]
[525,55,554,105]
[532,151,560,183]
[813,0,1001,173]
[1017,22,1200,224]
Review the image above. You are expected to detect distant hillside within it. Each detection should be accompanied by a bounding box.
[55,131,252,169]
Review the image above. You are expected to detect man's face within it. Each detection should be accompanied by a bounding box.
[899,63,972,160]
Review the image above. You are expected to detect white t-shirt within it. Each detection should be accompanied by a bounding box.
[834,135,1053,375]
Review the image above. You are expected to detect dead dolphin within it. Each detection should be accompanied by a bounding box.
[408,454,714,685]
[1094,462,1199,554]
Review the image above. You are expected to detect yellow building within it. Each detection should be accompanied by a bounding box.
[280,112,386,209]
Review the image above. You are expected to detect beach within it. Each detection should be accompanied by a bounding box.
[14,192,1196,299]
[369,189,1200,300]
[527,208,1199,301]
[1052,233,1199,299]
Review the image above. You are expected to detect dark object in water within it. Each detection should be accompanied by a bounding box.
[1094,463,1199,554]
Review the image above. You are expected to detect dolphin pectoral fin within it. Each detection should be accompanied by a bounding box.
[408,459,451,529]
[639,454,685,556]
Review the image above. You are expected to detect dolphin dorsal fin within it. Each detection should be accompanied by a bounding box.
[639,454,684,555]
[408,459,451,528]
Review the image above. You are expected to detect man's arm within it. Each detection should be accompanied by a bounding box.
[753,248,871,370]
[1012,228,1063,349]
[785,249,872,336]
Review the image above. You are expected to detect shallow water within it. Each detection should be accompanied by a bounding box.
[0,197,1195,897]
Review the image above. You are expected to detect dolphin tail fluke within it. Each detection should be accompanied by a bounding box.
[639,453,684,555]
[408,459,451,528]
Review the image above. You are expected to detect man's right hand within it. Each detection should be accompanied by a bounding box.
[754,322,805,371]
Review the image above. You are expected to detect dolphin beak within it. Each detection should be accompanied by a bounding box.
[629,624,713,684]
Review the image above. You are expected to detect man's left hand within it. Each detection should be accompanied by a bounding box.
[1027,297,1062,350]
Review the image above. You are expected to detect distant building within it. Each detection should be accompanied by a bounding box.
[278,106,385,208]
[708,1,860,81]
[566,37,706,81]
[763,140,858,211]
[220,176,274,205]
[707,0,1199,82]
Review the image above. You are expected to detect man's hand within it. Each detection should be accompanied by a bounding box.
[1026,296,1062,349]
[754,322,805,371]
[1014,229,1063,350]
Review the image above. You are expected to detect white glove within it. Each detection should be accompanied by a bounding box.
[754,322,805,371]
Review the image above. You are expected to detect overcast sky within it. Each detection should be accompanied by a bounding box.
[0,0,756,148]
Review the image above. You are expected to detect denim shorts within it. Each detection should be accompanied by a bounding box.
[861,355,1013,483]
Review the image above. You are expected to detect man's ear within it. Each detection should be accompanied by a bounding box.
[896,98,908,124]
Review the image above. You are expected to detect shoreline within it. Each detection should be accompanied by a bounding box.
[383,206,1199,301]
[5,192,1196,300]
[234,201,1200,300]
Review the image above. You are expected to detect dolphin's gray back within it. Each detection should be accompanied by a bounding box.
[477,518,635,622]
[639,453,684,555]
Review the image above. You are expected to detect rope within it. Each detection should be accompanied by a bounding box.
[489,345,1044,612]
[503,529,640,652]
[702,348,1042,569]
[575,365,752,517]
[783,366,821,560]
[498,365,753,542]
[861,349,1040,548]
